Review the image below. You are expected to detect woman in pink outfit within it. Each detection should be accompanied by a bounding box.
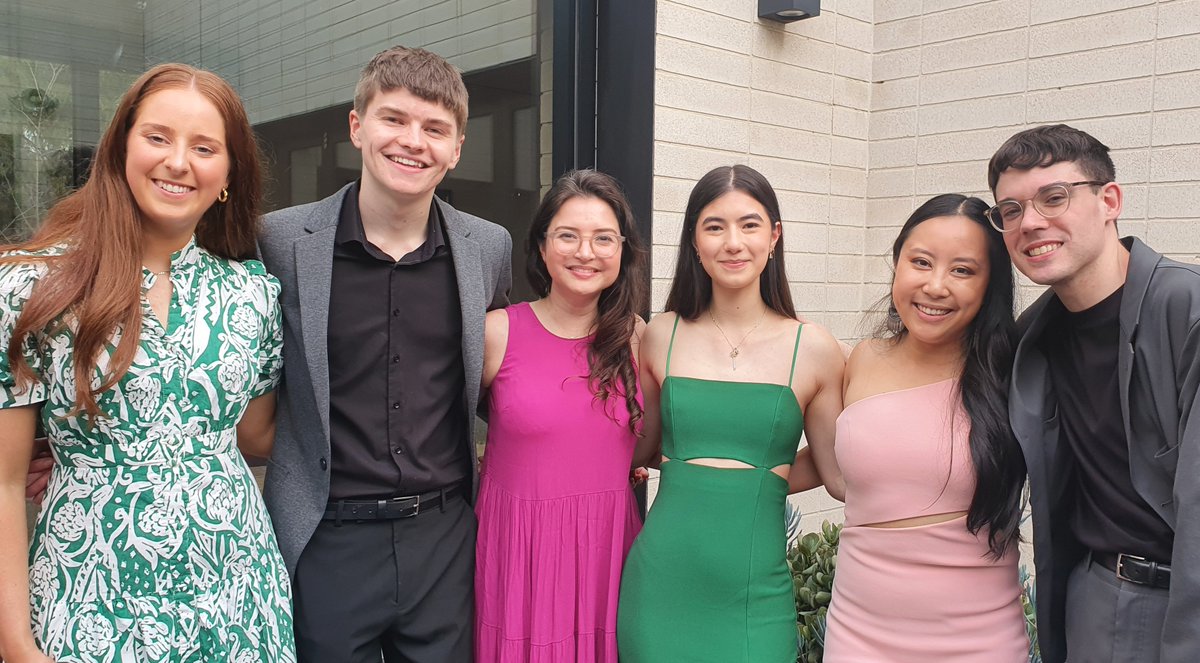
[823,194,1029,662]
[474,169,648,662]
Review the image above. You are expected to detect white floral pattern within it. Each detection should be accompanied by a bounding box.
[0,237,295,662]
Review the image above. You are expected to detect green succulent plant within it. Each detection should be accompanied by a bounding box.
[788,520,840,663]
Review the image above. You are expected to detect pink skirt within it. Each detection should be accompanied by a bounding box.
[474,478,641,663]
[824,516,1028,663]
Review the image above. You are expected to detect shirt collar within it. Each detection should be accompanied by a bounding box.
[335,180,446,258]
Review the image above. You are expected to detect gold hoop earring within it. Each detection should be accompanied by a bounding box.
[217,188,229,203]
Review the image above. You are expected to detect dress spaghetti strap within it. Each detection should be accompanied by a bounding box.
[665,314,681,377]
[787,323,804,387]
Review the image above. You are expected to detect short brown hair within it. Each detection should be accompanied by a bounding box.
[987,124,1115,193]
[354,46,469,132]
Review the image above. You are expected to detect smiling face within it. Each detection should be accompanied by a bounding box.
[892,214,991,350]
[350,87,464,205]
[994,160,1122,296]
[693,190,780,293]
[124,87,230,237]
[540,196,623,300]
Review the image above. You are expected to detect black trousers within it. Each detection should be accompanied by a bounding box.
[293,493,476,663]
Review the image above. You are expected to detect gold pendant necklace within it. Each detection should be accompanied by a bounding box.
[709,306,767,370]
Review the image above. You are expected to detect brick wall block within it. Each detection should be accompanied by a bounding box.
[657,106,751,153]
[920,61,1027,106]
[752,59,833,105]
[1029,6,1156,58]
[1158,0,1200,39]
[1030,0,1154,25]
[921,0,1027,45]
[658,35,752,86]
[751,123,833,163]
[1027,79,1153,123]
[658,0,754,53]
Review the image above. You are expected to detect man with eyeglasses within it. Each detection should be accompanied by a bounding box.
[989,124,1200,663]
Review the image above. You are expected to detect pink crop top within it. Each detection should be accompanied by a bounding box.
[834,378,976,528]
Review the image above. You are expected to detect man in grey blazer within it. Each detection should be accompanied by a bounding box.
[989,124,1200,663]
[258,46,511,662]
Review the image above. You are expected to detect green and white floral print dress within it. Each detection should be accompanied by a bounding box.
[0,238,296,663]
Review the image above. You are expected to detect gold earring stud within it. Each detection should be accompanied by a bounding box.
[217,188,229,203]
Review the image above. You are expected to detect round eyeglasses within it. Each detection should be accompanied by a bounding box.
[544,230,626,258]
[986,180,1108,233]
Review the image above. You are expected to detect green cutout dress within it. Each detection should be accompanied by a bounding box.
[617,318,803,662]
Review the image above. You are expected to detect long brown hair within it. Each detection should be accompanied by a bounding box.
[2,63,263,418]
[666,165,796,320]
[526,170,649,434]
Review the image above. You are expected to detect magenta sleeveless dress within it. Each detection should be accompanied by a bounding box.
[824,379,1028,662]
[474,302,643,663]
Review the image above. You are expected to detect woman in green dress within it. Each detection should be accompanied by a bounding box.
[0,64,295,663]
[617,165,844,662]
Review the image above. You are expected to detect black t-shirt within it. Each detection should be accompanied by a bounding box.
[1040,286,1174,562]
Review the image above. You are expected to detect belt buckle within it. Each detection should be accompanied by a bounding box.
[384,495,421,518]
[1116,553,1146,583]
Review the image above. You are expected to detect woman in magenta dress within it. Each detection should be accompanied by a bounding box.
[474,169,648,662]
[823,194,1029,662]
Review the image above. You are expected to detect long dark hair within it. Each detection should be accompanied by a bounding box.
[526,169,648,434]
[3,63,262,418]
[881,193,1026,558]
[665,165,795,320]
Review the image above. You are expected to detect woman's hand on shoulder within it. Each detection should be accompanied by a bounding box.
[482,308,511,389]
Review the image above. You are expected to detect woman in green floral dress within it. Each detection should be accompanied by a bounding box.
[0,64,295,663]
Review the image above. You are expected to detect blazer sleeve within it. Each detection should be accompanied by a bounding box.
[1162,315,1200,663]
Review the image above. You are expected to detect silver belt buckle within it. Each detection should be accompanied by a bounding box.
[1116,553,1145,583]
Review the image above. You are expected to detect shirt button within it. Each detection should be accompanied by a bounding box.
[392,402,401,409]
[392,355,400,363]
[319,458,328,470]
[392,309,400,317]
[394,447,403,455]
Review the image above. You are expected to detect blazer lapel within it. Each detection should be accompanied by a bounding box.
[293,192,345,440]
[439,198,487,390]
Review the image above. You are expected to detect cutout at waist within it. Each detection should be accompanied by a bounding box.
[857,511,968,530]
[662,455,790,481]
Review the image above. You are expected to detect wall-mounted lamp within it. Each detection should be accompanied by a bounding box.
[758,0,821,22]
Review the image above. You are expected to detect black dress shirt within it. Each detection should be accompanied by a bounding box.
[327,182,468,500]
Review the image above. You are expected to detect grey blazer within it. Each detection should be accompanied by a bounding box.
[1010,237,1200,663]
[258,183,512,573]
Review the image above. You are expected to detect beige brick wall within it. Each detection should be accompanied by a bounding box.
[652,0,873,345]
[871,0,1200,308]
[653,0,1200,533]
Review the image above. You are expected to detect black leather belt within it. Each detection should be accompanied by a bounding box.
[323,484,462,524]
[1093,552,1171,589]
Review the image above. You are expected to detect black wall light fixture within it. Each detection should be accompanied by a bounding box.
[758,0,821,22]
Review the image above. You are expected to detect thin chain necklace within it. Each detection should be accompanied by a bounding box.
[708,306,768,370]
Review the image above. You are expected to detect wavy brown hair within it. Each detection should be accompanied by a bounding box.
[3,63,263,418]
[526,169,649,434]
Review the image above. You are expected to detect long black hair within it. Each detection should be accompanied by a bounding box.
[526,169,649,434]
[665,165,795,320]
[882,193,1026,558]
